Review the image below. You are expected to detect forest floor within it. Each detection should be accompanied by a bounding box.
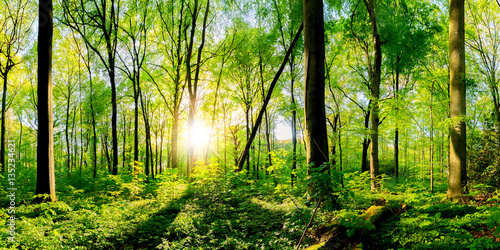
[1,170,500,249]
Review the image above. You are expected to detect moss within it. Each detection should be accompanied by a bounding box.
[304,241,326,250]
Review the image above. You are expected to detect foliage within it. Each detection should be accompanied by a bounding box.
[468,128,500,190]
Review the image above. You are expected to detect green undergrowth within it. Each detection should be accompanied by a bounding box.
[0,169,313,250]
[312,173,500,250]
[1,167,500,250]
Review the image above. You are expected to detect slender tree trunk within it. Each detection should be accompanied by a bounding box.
[364,0,382,191]
[171,111,179,170]
[339,125,344,188]
[159,120,165,173]
[394,68,400,179]
[1,74,8,173]
[223,103,227,170]
[65,91,71,177]
[290,54,297,187]
[150,129,154,179]
[441,131,444,178]
[139,83,150,178]
[122,111,127,171]
[36,0,56,202]
[265,109,273,169]
[361,110,371,172]
[186,0,209,178]
[71,104,77,173]
[134,81,139,171]
[405,128,408,177]
[448,0,466,200]
[18,116,22,166]
[246,106,250,176]
[430,81,434,193]
[105,49,118,175]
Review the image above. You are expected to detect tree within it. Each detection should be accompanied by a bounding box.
[0,0,32,172]
[379,0,440,180]
[36,0,56,202]
[151,0,187,171]
[235,23,303,173]
[466,0,500,129]
[273,0,302,186]
[303,0,330,197]
[117,0,150,176]
[61,0,121,175]
[448,0,466,200]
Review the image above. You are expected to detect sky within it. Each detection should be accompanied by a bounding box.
[275,119,293,141]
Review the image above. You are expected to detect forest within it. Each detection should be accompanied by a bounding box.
[1,0,500,249]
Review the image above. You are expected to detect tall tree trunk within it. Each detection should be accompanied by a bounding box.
[18,115,22,166]
[364,0,382,191]
[448,0,466,200]
[150,129,154,179]
[339,125,344,188]
[122,111,128,171]
[223,103,227,170]
[441,131,444,178]
[36,0,56,202]
[245,106,250,176]
[65,91,71,177]
[290,54,297,187]
[134,81,139,172]
[104,132,111,171]
[361,110,371,172]
[171,111,179,170]
[185,0,198,178]
[1,74,8,173]
[138,82,150,178]
[304,0,330,196]
[394,67,400,179]
[159,120,165,173]
[405,128,409,177]
[186,0,209,178]
[430,81,434,193]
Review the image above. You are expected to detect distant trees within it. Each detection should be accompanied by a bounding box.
[0,0,32,172]
[61,0,121,175]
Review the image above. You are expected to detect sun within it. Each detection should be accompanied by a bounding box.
[188,122,211,149]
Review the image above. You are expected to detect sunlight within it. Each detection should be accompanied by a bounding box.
[188,122,211,149]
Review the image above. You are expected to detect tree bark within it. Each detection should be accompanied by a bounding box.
[304,0,330,196]
[65,87,72,177]
[394,68,400,179]
[448,0,466,200]
[430,81,434,193]
[364,0,382,191]
[1,74,8,173]
[361,110,371,173]
[36,0,56,202]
